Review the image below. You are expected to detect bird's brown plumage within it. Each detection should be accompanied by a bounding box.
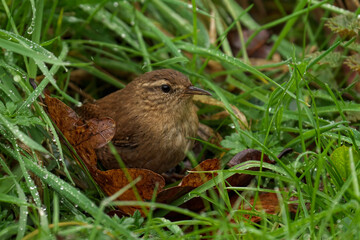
[77,69,210,173]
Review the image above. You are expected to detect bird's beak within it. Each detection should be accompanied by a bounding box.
[185,86,212,96]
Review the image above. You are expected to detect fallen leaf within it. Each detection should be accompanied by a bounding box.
[233,192,299,223]
[197,123,223,147]
[156,186,195,205]
[179,158,221,187]
[227,29,271,58]
[156,149,277,220]
[193,95,248,129]
[227,149,273,168]
[232,192,298,223]
[241,192,280,222]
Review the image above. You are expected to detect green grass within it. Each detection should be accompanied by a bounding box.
[1,0,360,239]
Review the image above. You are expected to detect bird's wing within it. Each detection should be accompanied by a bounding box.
[112,138,139,149]
[111,113,142,150]
[77,97,141,150]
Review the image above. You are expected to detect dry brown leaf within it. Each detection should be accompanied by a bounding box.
[228,29,271,58]
[197,123,223,146]
[226,149,274,188]
[179,158,221,187]
[232,192,298,223]
[158,150,276,220]
[227,149,273,168]
[193,95,248,129]
[156,186,195,205]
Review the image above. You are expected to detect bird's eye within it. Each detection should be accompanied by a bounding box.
[161,84,171,93]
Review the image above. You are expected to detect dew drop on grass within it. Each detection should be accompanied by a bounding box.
[27,0,36,35]
[113,1,119,7]
[27,25,34,35]
[121,33,126,38]
[13,75,21,82]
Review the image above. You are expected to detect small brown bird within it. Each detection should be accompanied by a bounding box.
[77,69,211,173]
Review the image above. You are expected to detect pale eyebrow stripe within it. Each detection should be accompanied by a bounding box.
[142,79,170,87]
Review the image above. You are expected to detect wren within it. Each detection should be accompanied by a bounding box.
[77,69,211,173]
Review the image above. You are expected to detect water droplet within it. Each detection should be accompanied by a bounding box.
[113,2,119,7]
[27,26,34,35]
[27,1,36,35]
[121,33,126,38]
[13,75,21,82]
